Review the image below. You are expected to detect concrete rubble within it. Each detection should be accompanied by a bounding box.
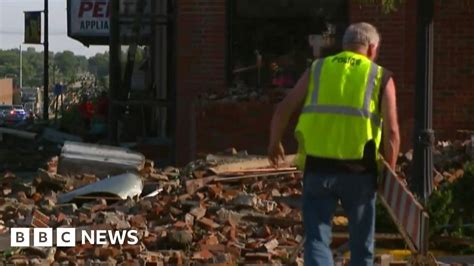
[398,139,473,187]
[0,127,60,173]
[0,137,473,265]
[0,146,310,265]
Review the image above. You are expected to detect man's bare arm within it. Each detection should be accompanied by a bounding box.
[381,77,400,169]
[268,69,310,164]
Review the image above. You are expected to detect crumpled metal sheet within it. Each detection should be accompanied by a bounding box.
[57,173,143,204]
[57,141,146,178]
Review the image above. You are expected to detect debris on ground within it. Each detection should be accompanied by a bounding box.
[0,137,473,265]
[0,127,37,140]
[397,139,473,187]
[40,128,83,144]
[0,147,309,265]
[57,141,146,178]
[57,173,143,204]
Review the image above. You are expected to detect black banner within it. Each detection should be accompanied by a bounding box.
[24,11,42,44]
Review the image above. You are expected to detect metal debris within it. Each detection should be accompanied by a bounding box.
[57,173,143,204]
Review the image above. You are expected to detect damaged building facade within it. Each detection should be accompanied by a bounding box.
[69,0,474,165]
[180,0,473,166]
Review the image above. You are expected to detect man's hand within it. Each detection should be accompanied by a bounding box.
[268,142,285,167]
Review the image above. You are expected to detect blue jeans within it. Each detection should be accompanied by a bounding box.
[303,170,376,266]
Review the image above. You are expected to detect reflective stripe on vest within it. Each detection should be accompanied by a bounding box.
[302,58,381,127]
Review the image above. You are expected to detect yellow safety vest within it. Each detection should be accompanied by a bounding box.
[294,51,384,169]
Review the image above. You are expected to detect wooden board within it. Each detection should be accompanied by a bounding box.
[214,170,300,183]
[209,155,296,175]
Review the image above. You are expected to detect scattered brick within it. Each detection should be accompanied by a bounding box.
[4,141,468,265]
[197,217,220,230]
[190,206,206,220]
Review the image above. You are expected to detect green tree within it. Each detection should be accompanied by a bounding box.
[54,50,88,83]
[22,48,42,87]
[0,48,111,88]
[0,49,21,86]
[88,52,110,88]
[23,47,45,87]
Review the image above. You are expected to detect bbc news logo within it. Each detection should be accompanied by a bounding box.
[11,228,139,247]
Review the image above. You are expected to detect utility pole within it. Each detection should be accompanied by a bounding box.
[43,0,49,121]
[108,0,120,144]
[412,0,434,257]
[19,45,23,89]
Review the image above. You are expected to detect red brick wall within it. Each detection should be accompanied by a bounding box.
[195,99,299,156]
[432,1,474,139]
[176,0,227,165]
[349,0,474,148]
[179,0,474,164]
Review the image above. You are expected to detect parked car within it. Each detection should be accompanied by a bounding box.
[1,105,27,126]
[0,105,13,125]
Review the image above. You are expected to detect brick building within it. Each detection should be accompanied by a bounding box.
[174,0,473,165]
[0,79,14,105]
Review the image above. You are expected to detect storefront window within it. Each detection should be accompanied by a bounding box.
[228,0,347,90]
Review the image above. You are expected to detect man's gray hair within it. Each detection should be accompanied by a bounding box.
[342,22,380,47]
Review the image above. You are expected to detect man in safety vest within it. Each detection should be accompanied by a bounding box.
[268,23,400,265]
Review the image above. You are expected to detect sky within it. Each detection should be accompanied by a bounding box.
[0,0,108,57]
